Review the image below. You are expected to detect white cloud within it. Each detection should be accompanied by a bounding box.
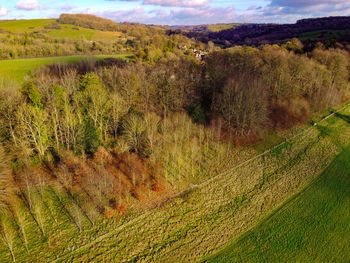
[143,0,211,7]
[98,5,237,25]
[117,0,211,7]
[265,0,350,18]
[16,0,40,10]
[60,3,77,11]
[0,7,8,16]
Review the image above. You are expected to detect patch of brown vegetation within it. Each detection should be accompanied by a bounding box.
[14,147,170,219]
[103,209,115,219]
[270,98,311,129]
[231,132,262,147]
[116,203,126,213]
[209,115,263,146]
[152,181,165,193]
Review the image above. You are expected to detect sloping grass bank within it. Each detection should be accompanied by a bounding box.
[207,145,350,262]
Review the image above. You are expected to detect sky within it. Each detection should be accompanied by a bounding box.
[0,0,349,25]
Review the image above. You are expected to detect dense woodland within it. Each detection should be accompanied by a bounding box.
[0,14,350,261]
[1,41,349,193]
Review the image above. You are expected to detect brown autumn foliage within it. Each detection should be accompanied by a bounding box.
[270,98,311,129]
[13,147,167,217]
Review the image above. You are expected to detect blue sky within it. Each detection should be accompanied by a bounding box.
[0,0,349,25]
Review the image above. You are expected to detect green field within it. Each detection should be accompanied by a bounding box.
[0,19,122,40]
[207,144,350,262]
[207,23,240,32]
[299,29,350,41]
[0,19,55,32]
[0,54,132,82]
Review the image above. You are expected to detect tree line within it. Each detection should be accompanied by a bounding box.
[1,43,349,162]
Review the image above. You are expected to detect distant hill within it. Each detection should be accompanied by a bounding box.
[165,23,241,32]
[58,14,164,35]
[59,14,119,31]
[208,16,350,47]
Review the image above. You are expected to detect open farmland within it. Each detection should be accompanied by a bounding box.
[0,19,55,33]
[0,54,132,82]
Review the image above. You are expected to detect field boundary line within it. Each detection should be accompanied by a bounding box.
[53,102,350,262]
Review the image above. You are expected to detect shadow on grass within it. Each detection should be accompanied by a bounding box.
[204,146,350,263]
[335,113,350,124]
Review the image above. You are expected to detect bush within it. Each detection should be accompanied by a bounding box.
[187,104,206,124]
[21,82,43,109]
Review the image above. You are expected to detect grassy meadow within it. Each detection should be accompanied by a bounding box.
[0,19,55,33]
[207,144,350,262]
[0,54,132,82]
[0,19,133,83]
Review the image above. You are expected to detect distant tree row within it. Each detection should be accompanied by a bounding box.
[59,14,165,37]
[59,14,121,32]
[0,36,120,59]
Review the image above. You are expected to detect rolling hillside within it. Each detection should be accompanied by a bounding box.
[180,16,350,48]
[0,13,349,263]
[0,19,122,41]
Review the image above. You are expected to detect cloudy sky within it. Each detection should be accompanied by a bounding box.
[0,0,349,25]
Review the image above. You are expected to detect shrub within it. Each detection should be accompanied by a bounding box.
[21,81,43,109]
[187,104,206,124]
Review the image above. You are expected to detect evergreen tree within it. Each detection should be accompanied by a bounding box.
[83,119,100,155]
